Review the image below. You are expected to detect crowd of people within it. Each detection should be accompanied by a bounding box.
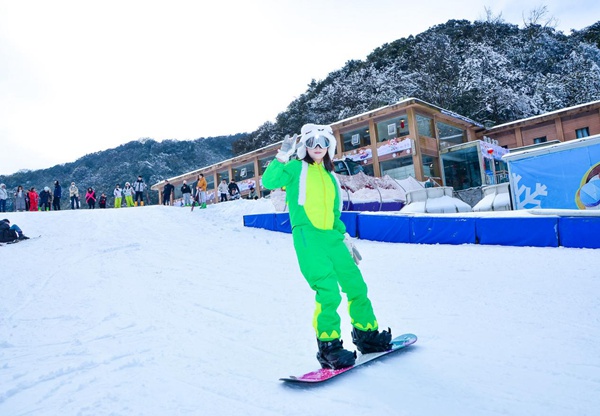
[0,176,148,212]
[164,177,260,207]
[0,175,261,213]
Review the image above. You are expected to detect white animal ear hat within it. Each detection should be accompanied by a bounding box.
[296,123,337,160]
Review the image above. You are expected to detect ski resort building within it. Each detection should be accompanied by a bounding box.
[151,98,600,204]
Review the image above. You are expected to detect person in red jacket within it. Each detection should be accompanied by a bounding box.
[28,188,39,211]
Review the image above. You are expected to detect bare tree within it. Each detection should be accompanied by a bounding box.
[522,5,558,30]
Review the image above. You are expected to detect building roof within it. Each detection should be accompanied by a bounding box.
[487,99,600,132]
[331,97,484,129]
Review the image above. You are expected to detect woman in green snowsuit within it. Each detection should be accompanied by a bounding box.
[262,123,391,369]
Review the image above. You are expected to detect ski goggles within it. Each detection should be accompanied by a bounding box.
[305,135,331,149]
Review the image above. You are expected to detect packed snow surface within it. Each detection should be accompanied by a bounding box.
[1,199,600,415]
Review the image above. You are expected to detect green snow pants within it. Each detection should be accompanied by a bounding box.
[292,226,378,341]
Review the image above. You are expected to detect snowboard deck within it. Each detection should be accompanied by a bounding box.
[2,235,41,245]
[280,333,417,383]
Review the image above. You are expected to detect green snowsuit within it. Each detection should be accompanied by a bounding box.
[262,159,379,341]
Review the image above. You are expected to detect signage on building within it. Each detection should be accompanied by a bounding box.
[377,138,412,157]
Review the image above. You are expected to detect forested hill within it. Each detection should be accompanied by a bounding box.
[232,19,600,155]
[4,18,600,204]
[0,135,243,207]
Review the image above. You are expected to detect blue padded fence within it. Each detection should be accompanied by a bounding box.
[243,212,599,249]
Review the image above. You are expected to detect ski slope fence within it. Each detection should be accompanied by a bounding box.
[243,212,600,249]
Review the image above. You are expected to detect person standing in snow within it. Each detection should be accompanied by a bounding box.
[14,185,26,212]
[123,182,135,207]
[163,180,175,206]
[133,175,146,206]
[53,180,62,210]
[39,187,52,211]
[0,184,7,212]
[195,174,208,209]
[69,182,80,209]
[99,193,107,208]
[85,187,96,209]
[113,184,123,208]
[262,123,392,370]
[28,187,39,212]
[217,179,229,202]
[181,180,192,206]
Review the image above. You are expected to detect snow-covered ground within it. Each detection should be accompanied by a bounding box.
[1,200,599,416]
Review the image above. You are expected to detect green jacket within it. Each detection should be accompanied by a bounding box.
[262,159,346,234]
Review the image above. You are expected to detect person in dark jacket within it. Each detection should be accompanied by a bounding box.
[39,187,52,211]
[163,180,175,205]
[0,218,28,242]
[53,180,62,210]
[99,193,107,208]
[228,180,241,200]
[181,180,192,206]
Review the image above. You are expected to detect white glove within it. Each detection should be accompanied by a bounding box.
[343,233,362,265]
[276,134,298,162]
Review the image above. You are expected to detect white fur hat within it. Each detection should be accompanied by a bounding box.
[296,123,337,160]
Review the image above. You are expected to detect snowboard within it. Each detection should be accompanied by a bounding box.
[3,235,41,245]
[280,333,417,383]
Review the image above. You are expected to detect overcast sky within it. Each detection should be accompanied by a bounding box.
[1,0,599,175]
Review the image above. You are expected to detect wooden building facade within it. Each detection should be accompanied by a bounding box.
[152,98,600,203]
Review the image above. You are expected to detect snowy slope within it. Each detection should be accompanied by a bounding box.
[1,201,599,416]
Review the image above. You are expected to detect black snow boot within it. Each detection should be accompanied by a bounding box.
[316,339,356,369]
[351,327,393,354]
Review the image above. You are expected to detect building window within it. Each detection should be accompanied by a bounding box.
[441,145,482,191]
[258,156,274,175]
[533,136,547,144]
[205,175,215,190]
[416,114,434,137]
[421,155,438,179]
[217,170,230,184]
[376,115,409,142]
[233,162,255,182]
[437,121,466,148]
[576,127,590,138]
[341,125,370,152]
[379,156,415,180]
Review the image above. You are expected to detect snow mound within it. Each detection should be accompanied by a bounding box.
[401,187,472,213]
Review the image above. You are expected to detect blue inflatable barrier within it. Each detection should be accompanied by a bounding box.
[476,217,559,247]
[341,212,359,237]
[558,217,600,249]
[357,214,410,243]
[275,213,292,234]
[244,212,597,249]
[410,217,476,245]
[243,213,276,230]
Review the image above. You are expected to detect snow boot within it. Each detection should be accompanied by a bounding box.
[201,203,206,209]
[316,338,356,369]
[351,327,393,354]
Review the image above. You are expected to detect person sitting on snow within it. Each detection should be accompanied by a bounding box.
[0,219,29,243]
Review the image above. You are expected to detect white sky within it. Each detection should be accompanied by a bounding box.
[1,0,599,175]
